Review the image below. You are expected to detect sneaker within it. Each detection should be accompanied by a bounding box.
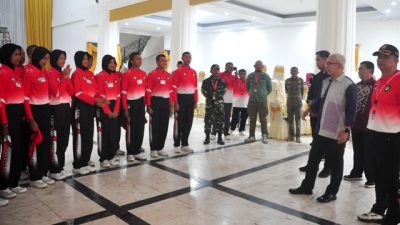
[73,167,90,175]
[210,135,216,140]
[100,160,111,168]
[116,149,125,155]
[150,151,158,158]
[364,181,375,188]
[343,174,362,181]
[113,155,120,161]
[20,170,29,181]
[126,155,136,162]
[245,136,256,143]
[86,166,96,172]
[0,189,17,199]
[0,198,8,207]
[157,150,169,157]
[358,211,383,223]
[239,131,245,136]
[30,180,47,189]
[174,147,182,154]
[262,135,268,144]
[10,186,27,194]
[88,160,95,167]
[49,172,66,181]
[286,137,294,142]
[134,153,147,161]
[296,137,301,143]
[225,134,232,140]
[62,170,72,178]
[42,176,55,185]
[109,159,119,166]
[181,146,194,153]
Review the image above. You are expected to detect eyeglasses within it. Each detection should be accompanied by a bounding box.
[326,61,340,65]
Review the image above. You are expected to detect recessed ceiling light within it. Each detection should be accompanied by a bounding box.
[156,27,161,30]
[385,9,391,13]
[224,12,229,15]
[391,1,397,6]
[252,16,256,19]
[124,22,129,26]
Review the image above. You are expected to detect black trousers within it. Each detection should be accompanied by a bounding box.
[72,100,95,169]
[307,116,329,170]
[230,107,248,132]
[150,97,170,151]
[223,103,232,135]
[97,100,119,162]
[49,103,71,173]
[301,135,345,195]
[126,98,145,155]
[0,104,24,189]
[174,94,194,147]
[370,131,400,225]
[29,104,51,181]
[349,129,374,182]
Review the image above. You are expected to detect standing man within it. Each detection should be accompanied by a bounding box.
[285,67,304,143]
[219,62,237,140]
[299,50,331,178]
[172,52,198,154]
[202,64,226,145]
[362,44,400,225]
[289,53,357,203]
[230,69,249,136]
[245,60,272,144]
[344,61,375,188]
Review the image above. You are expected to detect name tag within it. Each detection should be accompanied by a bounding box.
[15,82,21,88]
[85,79,92,84]
[38,77,46,83]
[107,83,114,88]
[160,80,166,85]
[137,79,142,84]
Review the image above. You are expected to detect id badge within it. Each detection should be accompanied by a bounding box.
[160,80,166,85]
[15,82,21,88]
[137,79,142,84]
[107,83,114,88]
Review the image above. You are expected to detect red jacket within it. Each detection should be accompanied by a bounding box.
[24,64,50,105]
[172,65,198,103]
[220,71,237,103]
[0,65,33,123]
[48,67,74,105]
[121,67,147,110]
[71,68,97,105]
[95,70,121,114]
[146,68,176,106]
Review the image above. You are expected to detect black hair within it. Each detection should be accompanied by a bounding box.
[181,52,191,57]
[26,45,37,58]
[128,52,140,69]
[238,69,246,73]
[360,61,374,74]
[0,43,20,69]
[177,61,183,66]
[101,54,116,73]
[31,46,50,70]
[210,64,219,70]
[50,49,67,72]
[74,51,89,71]
[225,62,233,66]
[156,54,166,61]
[316,50,330,58]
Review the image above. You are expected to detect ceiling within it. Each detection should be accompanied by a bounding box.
[118,0,400,35]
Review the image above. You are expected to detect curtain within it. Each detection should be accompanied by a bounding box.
[117,44,122,71]
[0,0,27,48]
[25,0,52,50]
[87,42,97,72]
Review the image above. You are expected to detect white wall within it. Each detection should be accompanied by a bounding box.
[141,36,165,73]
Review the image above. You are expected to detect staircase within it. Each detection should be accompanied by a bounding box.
[122,35,151,63]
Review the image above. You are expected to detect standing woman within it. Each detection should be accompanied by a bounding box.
[71,51,105,175]
[0,44,36,201]
[95,55,121,168]
[24,47,54,188]
[47,50,73,180]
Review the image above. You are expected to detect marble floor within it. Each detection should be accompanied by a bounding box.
[0,118,376,225]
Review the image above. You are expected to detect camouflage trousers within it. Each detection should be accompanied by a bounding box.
[204,100,225,134]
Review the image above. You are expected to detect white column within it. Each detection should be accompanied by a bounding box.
[96,1,120,73]
[316,0,357,79]
[170,0,197,69]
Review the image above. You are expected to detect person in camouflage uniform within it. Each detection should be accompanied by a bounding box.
[285,66,304,143]
[202,64,226,145]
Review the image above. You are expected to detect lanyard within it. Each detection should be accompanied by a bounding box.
[373,72,399,104]
[211,79,218,91]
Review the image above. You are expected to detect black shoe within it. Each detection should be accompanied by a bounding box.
[343,174,362,181]
[203,139,210,145]
[364,181,375,188]
[299,165,307,172]
[316,194,336,203]
[288,187,313,195]
[217,139,225,145]
[318,169,331,178]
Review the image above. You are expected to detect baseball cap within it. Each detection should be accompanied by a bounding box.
[373,44,399,57]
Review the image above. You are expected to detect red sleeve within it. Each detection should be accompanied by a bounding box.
[145,72,153,106]
[23,99,33,120]
[66,78,74,96]
[96,74,111,114]
[169,78,176,105]
[121,71,129,110]
[48,69,63,98]
[71,71,96,105]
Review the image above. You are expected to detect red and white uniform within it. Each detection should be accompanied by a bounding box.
[146,69,176,106]
[48,67,74,105]
[0,64,33,121]
[24,64,50,105]
[220,71,237,103]
[71,68,97,105]
[15,65,24,79]
[232,78,250,108]
[367,70,400,133]
[121,67,147,109]
[96,70,121,114]
[0,80,5,124]
[172,65,198,103]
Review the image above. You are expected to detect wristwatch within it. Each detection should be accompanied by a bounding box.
[344,128,350,133]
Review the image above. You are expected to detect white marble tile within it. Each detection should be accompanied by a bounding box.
[81,215,128,225]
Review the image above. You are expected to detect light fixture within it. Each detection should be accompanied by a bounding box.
[252,16,256,19]
[385,9,391,13]
[224,12,229,16]
[124,22,129,26]
[156,27,161,30]
[391,1,397,6]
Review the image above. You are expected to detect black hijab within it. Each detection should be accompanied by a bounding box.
[0,43,20,69]
[32,47,50,70]
[74,51,89,71]
[50,49,66,72]
[101,54,116,74]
